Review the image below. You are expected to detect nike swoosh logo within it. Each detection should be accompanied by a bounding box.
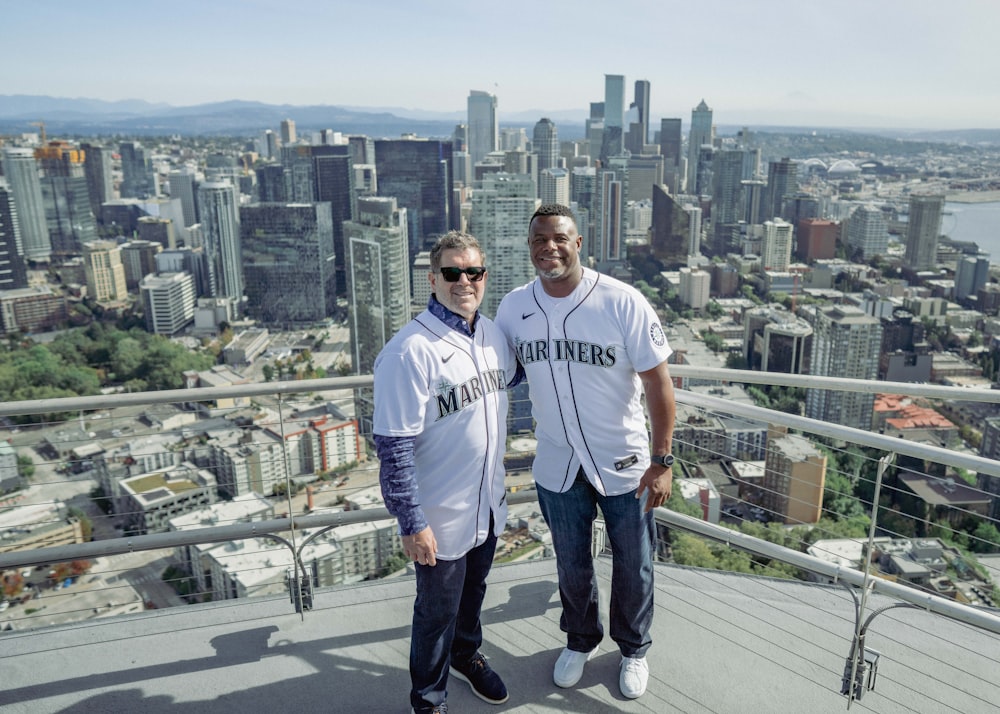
[521,312,535,319]
[442,353,454,363]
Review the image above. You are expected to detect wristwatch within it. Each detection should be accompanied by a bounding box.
[651,453,675,468]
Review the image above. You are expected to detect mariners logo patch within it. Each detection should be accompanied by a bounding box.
[650,323,666,347]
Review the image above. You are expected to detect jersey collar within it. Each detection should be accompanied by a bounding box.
[428,295,479,337]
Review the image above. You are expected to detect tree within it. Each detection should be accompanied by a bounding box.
[262,364,275,382]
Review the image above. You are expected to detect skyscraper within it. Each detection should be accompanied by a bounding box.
[711,148,747,252]
[168,168,199,227]
[38,144,97,256]
[197,181,243,308]
[467,90,498,167]
[82,240,128,303]
[374,137,454,254]
[0,185,28,290]
[119,141,158,199]
[312,145,356,297]
[344,196,410,437]
[280,119,297,145]
[687,100,713,193]
[140,272,196,335]
[595,167,625,263]
[805,305,882,430]
[533,118,559,174]
[468,173,538,317]
[1,147,51,261]
[904,194,945,271]
[844,204,888,260]
[763,158,798,222]
[632,79,650,146]
[80,143,114,219]
[600,74,626,162]
[538,168,570,208]
[240,203,336,326]
[761,219,794,271]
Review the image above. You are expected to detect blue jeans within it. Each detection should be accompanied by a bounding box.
[537,469,655,657]
[409,522,498,710]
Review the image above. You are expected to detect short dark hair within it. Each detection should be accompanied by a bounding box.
[429,231,484,272]
[530,204,577,227]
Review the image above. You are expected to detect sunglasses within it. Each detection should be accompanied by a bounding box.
[439,266,487,282]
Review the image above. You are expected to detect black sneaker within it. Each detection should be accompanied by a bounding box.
[450,652,509,704]
[412,704,447,714]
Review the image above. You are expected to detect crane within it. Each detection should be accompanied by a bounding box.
[29,121,46,143]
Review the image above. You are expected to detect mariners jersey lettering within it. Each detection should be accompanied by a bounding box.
[435,369,507,420]
[516,338,616,367]
[495,267,672,496]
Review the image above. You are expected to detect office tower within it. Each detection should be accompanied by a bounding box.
[594,167,624,263]
[256,164,287,203]
[500,127,528,152]
[280,119,297,145]
[904,194,945,271]
[119,141,158,199]
[625,154,663,202]
[711,148,747,254]
[783,193,821,227]
[467,90,498,167]
[348,135,375,166]
[82,240,128,303]
[452,124,468,152]
[280,145,315,202]
[600,74,626,163]
[955,254,990,302]
[879,308,931,382]
[354,164,377,200]
[344,197,410,437]
[763,431,826,524]
[571,166,597,244]
[468,173,539,317]
[805,305,882,430]
[155,247,211,297]
[240,203,336,326]
[120,239,162,290]
[266,131,281,161]
[796,219,837,261]
[678,267,710,310]
[763,158,798,222]
[374,137,454,253]
[651,184,696,266]
[80,143,114,219]
[844,204,887,260]
[1,147,51,261]
[687,100,713,193]
[168,168,199,227]
[140,272,196,335]
[539,168,570,208]
[585,102,605,164]
[659,118,682,167]
[0,185,28,290]
[761,219,794,271]
[411,251,432,311]
[631,79,650,146]
[41,175,98,256]
[312,145,356,297]
[197,181,243,307]
[744,306,813,373]
[533,118,559,174]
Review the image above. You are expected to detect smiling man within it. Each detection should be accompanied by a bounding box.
[373,231,519,714]
[495,204,676,700]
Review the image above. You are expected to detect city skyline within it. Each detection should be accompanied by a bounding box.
[3,0,999,130]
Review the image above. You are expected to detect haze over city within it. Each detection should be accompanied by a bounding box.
[5,0,1000,129]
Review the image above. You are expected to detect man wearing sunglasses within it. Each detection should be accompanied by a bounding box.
[373,231,519,714]
[495,204,676,700]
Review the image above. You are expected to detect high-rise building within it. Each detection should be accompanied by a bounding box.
[197,181,243,307]
[80,143,114,219]
[955,254,990,302]
[600,74,626,162]
[687,100,713,193]
[594,166,625,263]
[82,239,128,303]
[743,306,812,374]
[312,145,356,297]
[625,154,664,203]
[41,175,98,256]
[761,219,794,271]
[239,203,336,326]
[468,173,539,317]
[805,305,882,430]
[280,119,297,145]
[763,158,798,222]
[120,239,162,290]
[533,118,559,174]
[467,90,498,167]
[904,194,945,271]
[0,185,28,290]
[710,148,747,253]
[631,79,650,147]
[344,197,410,437]
[658,118,683,193]
[140,272,196,335]
[796,219,838,261]
[678,267,710,310]
[155,247,211,298]
[879,307,931,382]
[651,184,697,266]
[168,168,199,227]
[119,141,158,199]
[538,168,570,208]
[1,147,51,261]
[844,204,888,260]
[763,430,827,524]
[374,137,454,254]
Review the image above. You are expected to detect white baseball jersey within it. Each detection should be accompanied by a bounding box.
[373,309,516,560]
[495,267,672,496]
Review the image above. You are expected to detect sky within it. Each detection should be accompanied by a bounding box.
[3,0,999,130]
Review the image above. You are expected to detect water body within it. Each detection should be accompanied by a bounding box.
[943,201,1000,259]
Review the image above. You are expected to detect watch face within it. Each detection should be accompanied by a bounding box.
[653,454,674,467]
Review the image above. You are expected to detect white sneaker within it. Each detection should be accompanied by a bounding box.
[553,646,599,688]
[619,655,648,699]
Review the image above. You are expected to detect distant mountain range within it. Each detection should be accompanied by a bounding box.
[1,95,998,145]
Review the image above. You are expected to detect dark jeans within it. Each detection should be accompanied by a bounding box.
[536,469,655,657]
[410,522,498,710]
